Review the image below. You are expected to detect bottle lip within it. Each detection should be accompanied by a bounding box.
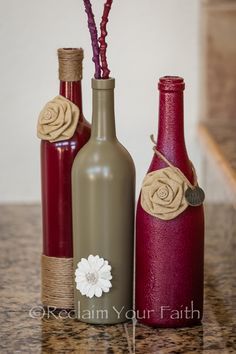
[92,78,115,90]
[58,48,84,57]
[158,76,185,91]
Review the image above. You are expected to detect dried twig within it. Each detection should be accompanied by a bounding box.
[99,0,113,79]
[83,0,101,79]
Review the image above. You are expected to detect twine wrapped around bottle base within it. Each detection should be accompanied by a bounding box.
[41,255,74,309]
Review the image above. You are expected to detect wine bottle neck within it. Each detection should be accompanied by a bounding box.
[152,76,193,181]
[91,79,116,141]
[59,81,83,119]
[157,90,186,151]
[156,77,188,161]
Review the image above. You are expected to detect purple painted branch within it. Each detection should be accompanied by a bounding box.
[99,0,113,79]
[83,0,101,79]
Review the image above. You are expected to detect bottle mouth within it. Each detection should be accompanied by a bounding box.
[92,78,115,90]
[158,76,185,91]
[58,48,84,54]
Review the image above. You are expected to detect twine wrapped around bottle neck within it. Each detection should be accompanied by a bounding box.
[58,48,84,82]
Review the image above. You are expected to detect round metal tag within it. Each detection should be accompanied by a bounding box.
[185,186,205,207]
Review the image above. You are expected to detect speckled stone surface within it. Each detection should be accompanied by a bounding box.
[0,204,236,353]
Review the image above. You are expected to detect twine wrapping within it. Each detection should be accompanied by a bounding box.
[41,255,74,309]
[58,48,84,82]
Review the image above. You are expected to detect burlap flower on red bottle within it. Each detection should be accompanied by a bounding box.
[37,95,79,143]
[141,167,188,220]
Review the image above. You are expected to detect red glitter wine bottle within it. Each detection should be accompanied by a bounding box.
[40,49,90,309]
[135,76,204,327]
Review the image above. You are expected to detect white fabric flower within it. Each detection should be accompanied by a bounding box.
[75,255,112,299]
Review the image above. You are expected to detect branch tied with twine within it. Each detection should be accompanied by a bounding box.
[83,0,113,79]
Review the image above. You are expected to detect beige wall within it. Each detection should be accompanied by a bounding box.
[0,0,200,202]
[201,0,236,122]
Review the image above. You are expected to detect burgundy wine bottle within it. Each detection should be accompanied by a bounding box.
[135,76,204,327]
[40,48,91,308]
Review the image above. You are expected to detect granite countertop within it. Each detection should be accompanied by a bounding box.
[0,204,235,353]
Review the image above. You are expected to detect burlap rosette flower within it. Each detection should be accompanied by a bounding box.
[141,167,188,220]
[37,95,80,143]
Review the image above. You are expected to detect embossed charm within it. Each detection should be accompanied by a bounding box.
[185,186,205,207]
[141,167,188,220]
[75,255,112,298]
[37,95,80,143]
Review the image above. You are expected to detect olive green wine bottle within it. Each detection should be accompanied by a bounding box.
[72,78,135,324]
